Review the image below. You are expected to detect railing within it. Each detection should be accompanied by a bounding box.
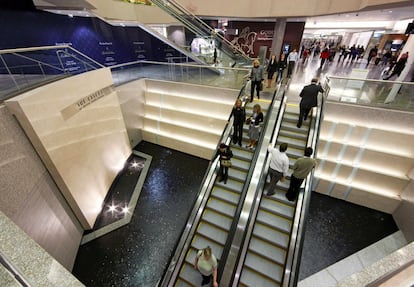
[0,45,104,102]
[149,0,251,63]
[158,80,250,287]
[225,82,287,287]
[283,81,327,287]
[110,60,250,89]
[326,76,414,111]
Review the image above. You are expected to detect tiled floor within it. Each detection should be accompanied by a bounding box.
[72,142,209,287]
[72,55,404,286]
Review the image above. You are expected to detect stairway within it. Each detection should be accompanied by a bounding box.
[238,104,310,287]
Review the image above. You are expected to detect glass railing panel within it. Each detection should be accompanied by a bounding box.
[327,76,414,111]
[0,45,104,102]
[110,61,250,89]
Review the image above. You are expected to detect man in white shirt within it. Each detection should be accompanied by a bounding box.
[265,143,289,196]
[287,48,298,77]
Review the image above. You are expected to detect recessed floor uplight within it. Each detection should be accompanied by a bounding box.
[122,206,129,214]
[109,205,117,212]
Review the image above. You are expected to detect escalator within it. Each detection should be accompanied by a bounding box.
[237,104,310,287]
[174,100,270,286]
[150,0,250,64]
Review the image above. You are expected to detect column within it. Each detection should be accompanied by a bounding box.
[270,18,286,60]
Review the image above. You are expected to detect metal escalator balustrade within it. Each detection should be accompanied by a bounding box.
[236,103,310,287]
[174,99,273,286]
[283,82,327,287]
[158,81,271,287]
[221,79,326,287]
[150,0,251,62]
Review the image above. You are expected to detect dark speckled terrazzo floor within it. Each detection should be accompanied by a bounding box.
[72,142,398,286]
[298,192,398,280]
[72,142,209,287]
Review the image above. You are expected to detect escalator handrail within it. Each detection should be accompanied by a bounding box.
[224,81,289,287]
[219,82,287,285]
[151,0,251,61]
[282,79,328,287]
[158,79,249,287]
[217,82,282,280]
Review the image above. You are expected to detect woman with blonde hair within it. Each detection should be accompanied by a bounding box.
[194,246,218,287]
[246,104,264,149]
[249,59,264,102]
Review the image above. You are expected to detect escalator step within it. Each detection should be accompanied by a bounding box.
[232,148,254,161]
[215,179,244,193]
[202,209,232,231]
[231,158,251,171]
[279,130,307,141]
[260,197,295,219]
[277,135,306,149]
[175,278,193,287]
[249,237,287,265]
[229,168,249,182]
[243,252,283,284]
[240,268,281,287]
[287,147,306,158]
[197,222,228,245]
[252,223,290,249]
[206,198,236,218]
[211,187,240,204]
[256,210,292,233]
[178,262,202,287]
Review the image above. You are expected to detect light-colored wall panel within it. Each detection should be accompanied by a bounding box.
[347,188,401,214]
[145,105,227,134]
[145,92,232,118]
[0,106,82,270]
[315,102,414,214]
[116,78,146,148]
[352,170,408,193]
[5,68,132,229]
[145,79,239,104]
[142,130,215,159]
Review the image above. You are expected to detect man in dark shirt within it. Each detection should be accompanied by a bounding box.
[297,78,324,128]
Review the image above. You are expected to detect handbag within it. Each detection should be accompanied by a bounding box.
[245,117,251,125]
[259,82,263,91]
[221,160,232,167]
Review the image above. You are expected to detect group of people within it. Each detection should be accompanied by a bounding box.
[214,100,264,184]
[267,143,317,201]
[249,53,290,102]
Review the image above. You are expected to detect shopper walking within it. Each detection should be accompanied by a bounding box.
[285,147,317,201]
[249,59,264,102]
[266,54,278,87]
[287,48,298,77]
[297,78,324,128]
[266,143,289,196]
[276,53,287,83]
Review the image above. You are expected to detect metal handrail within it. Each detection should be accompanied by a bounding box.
[167,0,250,60]
[283,82,327,287]
[110,59,250,72]
[227,83,288,287]
[327,75,414,85]
[158,80,249,287]
[150,0,250,61]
